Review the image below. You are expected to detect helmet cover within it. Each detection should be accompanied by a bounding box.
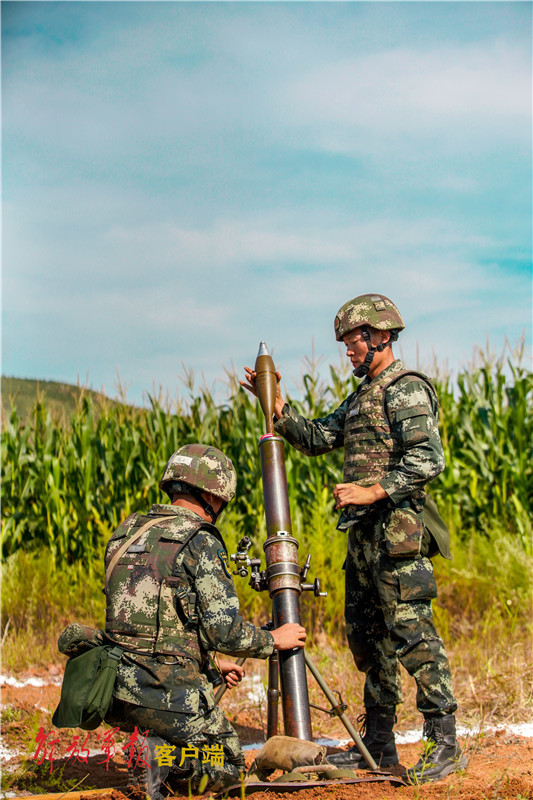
[334,294,405,341]
[159,443,237,503]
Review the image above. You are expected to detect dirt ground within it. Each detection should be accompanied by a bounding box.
[2,666,532,800]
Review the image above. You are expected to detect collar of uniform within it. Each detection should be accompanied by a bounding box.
[147,504,205,523]
[359,358,405,391]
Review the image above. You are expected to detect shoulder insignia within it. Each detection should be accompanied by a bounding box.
[217,548,232,578]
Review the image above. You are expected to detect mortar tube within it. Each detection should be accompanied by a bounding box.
[259,433,312,741]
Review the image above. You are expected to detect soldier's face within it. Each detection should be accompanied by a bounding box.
[342,328,368,369]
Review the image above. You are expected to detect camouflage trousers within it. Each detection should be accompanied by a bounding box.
[107,695,244,792]
[344,509,457,716]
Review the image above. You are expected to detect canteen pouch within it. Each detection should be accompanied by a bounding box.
[384,506,423,558]
[52,645,123,730]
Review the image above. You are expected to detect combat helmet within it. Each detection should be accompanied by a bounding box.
[334,294,404,378]
[160,443,237,522]
[334,294,405,341]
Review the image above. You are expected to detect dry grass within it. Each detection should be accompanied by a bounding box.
[217,619,533,741]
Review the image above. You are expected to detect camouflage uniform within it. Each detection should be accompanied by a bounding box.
[274,359,457,715]
[104,503,274,790]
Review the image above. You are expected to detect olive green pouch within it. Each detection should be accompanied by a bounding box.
[52,645,123,730]
[385,506,423,558]
[422,494,451,560]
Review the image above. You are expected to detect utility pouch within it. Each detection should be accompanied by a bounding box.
[172,580,198,629]
[52,645,123,730]
[384,506,423,558]
[422,494,451,560]
[186,592,198,627]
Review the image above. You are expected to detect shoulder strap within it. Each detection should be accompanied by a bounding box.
[171,522,228,576]
[382,370,438,425]
[105,516,227,589]
[105,516,170,590]
[171,525,205,575]
[384,369,436,392]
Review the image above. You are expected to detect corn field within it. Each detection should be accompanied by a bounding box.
[1,347,532,579]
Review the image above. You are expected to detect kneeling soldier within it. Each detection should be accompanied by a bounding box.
[104,443,306,796]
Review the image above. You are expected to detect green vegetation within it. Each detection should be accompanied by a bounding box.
[1,345,532,707]
[1,549,106,671]
[2,344,531,566]
[435,343,532,550]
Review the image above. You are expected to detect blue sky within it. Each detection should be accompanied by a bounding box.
[2,1,531,404]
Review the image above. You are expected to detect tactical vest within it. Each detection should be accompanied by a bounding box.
[343,367,437,484]
[338,367,438,531]
[104,508,219,663]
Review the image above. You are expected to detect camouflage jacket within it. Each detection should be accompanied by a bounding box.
[274,360,445,531]
[105,504,274,711]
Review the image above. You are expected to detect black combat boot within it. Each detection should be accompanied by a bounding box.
[128,734,186,800]
[167,749,196,791]
[405,714,468,784]
[327,708,399,769]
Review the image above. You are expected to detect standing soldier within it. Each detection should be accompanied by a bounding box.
[241,294,466,784]
[104,444,306,797]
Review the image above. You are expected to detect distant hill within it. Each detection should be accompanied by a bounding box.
[1,377,117,424]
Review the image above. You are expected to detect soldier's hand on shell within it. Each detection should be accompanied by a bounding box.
[240,366,260,397]
[272,622,307,651]
[217,658,245,688]
[240,367,285,417]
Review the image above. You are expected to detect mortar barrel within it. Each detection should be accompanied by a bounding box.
[258,432,312,741]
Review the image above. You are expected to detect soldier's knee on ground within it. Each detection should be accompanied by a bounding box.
[200,765,242,793]
[170,730,245,794]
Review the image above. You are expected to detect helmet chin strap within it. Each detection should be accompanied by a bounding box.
[168,481,225,523]
[353,351,374,378]
[192,488,226,524]
[352,326,394,378]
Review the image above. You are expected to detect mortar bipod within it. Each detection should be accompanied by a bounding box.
[225,536,377,770]
[213,641,377,771]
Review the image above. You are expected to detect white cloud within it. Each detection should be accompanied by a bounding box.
[3,210,508,315]
[105,220,353,270]
[281,41,531,153]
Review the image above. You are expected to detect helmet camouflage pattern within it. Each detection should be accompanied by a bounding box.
[334,294,405,341]
[159,443,237,503]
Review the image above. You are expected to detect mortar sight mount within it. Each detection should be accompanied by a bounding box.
[231,535,327,598]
